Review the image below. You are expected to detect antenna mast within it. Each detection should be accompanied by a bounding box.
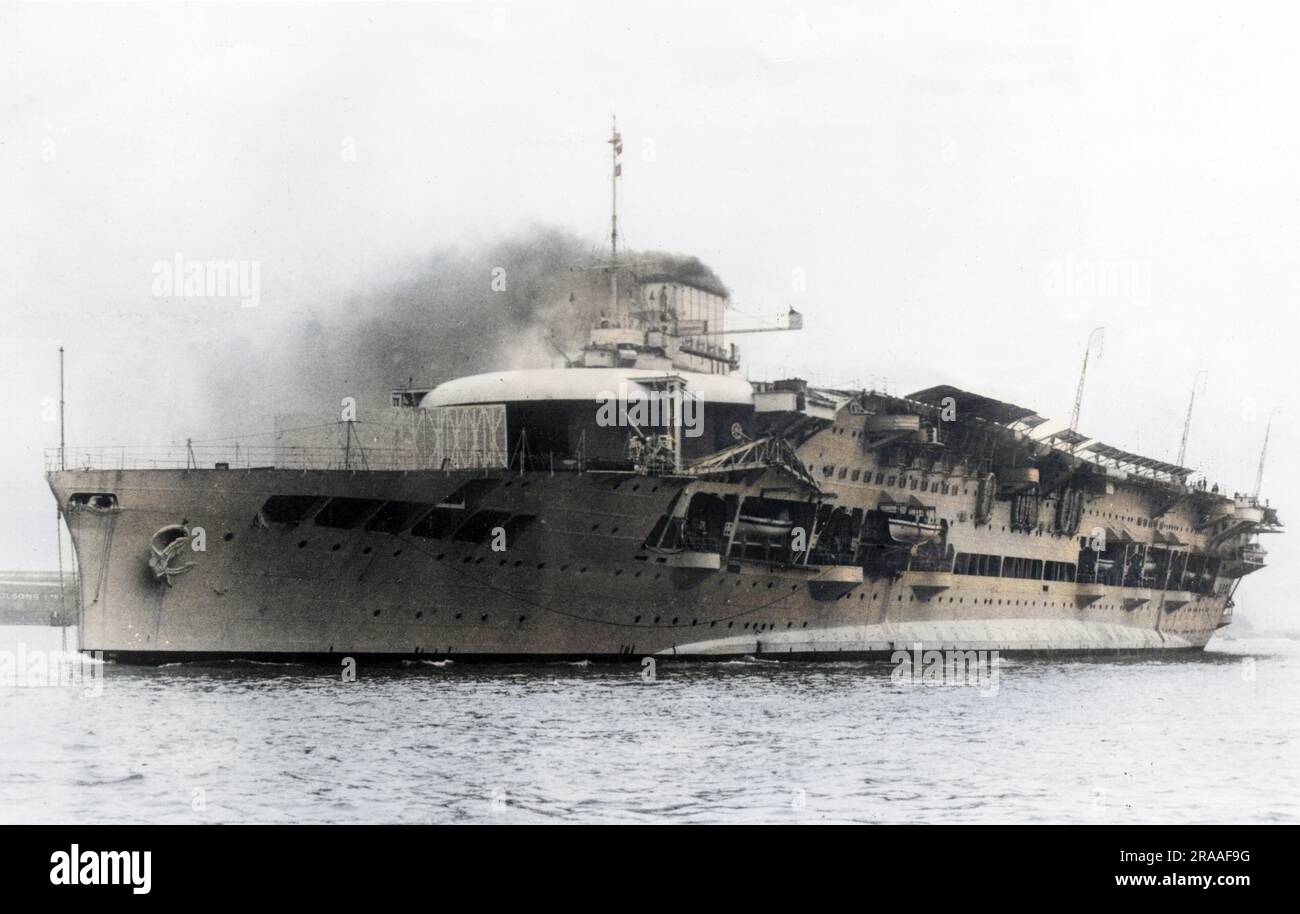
[58,345,66,472]
[1176,369,1207,468]
[607,117,623,320]
[1069,326,1105,438]
[609,115,621,262]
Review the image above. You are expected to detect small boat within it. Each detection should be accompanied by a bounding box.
[885,514,941,545]
[735,513,796,538]
[878,496,941,545]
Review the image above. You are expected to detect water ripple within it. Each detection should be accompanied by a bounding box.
[0,627,1297,823]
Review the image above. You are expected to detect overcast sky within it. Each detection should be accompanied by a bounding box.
[2,1,1296,626]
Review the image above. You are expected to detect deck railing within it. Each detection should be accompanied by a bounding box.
[44,446,515,473]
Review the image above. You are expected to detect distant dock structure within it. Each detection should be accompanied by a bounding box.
[0,571,77,626]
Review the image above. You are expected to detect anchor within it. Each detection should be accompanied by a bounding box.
[147,525,196,586]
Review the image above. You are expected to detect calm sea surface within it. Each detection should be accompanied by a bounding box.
[1,625,1297,824]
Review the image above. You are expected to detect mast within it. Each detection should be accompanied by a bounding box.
[609,115,621,261]
[58,345,66,471]
[56,348,67,643]
[607,116,623,319]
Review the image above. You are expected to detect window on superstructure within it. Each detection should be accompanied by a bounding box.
[364,501,430,534]
[955,552,1002,576]
[259,495,325,525]
[501,514,538,543]
[315,498,385,529]
[453,510,514,544]
[411,506,466,539]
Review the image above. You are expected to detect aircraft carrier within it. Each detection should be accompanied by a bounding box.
[46,128,1281,663]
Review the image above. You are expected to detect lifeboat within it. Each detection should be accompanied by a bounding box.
[733,501,797,539]
[1053,488,1084,535]
[877,496,941,545]
[886,514,941,545]
[735,514,795,538]
[974,473,996,525]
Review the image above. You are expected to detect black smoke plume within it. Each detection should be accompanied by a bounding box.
[201,226,726,433]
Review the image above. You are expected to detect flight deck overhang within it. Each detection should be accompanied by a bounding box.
[424,367,755,408]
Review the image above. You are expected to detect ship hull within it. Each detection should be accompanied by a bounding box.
[49,468,1225,664]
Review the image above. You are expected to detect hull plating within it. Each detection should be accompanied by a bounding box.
[50,468,1228,662]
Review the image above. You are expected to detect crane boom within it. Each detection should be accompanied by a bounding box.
[1254,410,1275,499]
[1176,370,1208,468]
[1069,327,1105,436]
